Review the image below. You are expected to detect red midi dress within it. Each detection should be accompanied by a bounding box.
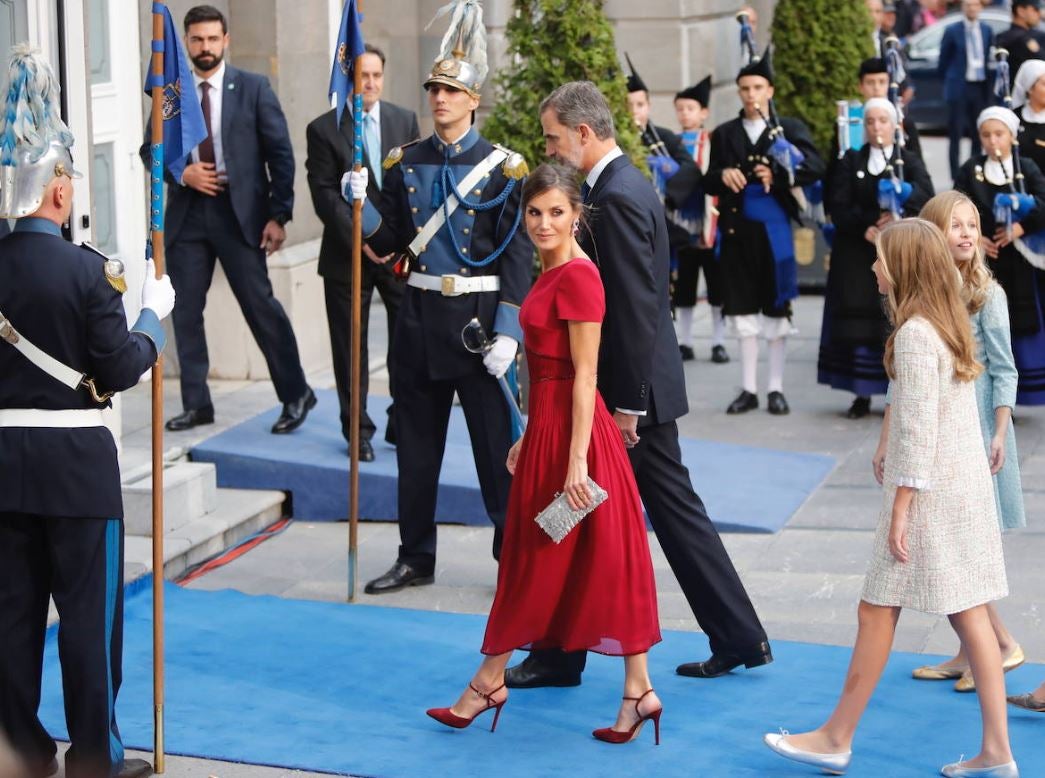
[481,258,661,657]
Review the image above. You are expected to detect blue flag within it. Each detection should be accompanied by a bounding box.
[329,0,366,126]
[144,2,207,182]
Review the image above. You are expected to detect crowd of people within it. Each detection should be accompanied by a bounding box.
[0,1,1043,777]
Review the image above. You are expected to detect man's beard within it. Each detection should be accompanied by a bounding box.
[191,51,223,71]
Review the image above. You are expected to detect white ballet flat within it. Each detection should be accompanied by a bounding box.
[763,731,852,775]
[940,759,1019,777]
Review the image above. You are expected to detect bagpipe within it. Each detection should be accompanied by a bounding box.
[836,100,864,158]
[877,37,913,220]
[989,48,1045,269]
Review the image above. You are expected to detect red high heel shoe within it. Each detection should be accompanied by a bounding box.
[593,689,662,745]
[427,682,507,732]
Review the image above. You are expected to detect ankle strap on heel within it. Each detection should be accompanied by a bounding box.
[470,682,506,707]
[623,689,655,714]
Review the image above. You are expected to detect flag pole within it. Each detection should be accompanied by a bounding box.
[348,0,364,603]
[149,4,167,771]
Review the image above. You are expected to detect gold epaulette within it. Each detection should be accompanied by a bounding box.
[80,241,127,294]
[495,145,529,180]
[383,138,422,170]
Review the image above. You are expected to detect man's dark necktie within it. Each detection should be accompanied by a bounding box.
[198,81,216,165]
[581,182,591,203]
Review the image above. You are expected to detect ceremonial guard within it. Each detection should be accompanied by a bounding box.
[0,46,172,778]
[956,106,1045,406]
[345,0,531,593]
[706,51,825,416]
[819,97,934,418]
[673,75,730,364]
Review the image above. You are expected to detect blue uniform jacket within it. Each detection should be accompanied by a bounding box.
[361,128,532,381]
[0,220,163,519]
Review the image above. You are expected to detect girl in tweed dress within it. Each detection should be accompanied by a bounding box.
[764,220,1016,778]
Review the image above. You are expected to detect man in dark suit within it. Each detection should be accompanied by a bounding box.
[151,5,314,434]
[306,44,418,461]
[939,0,993,179]
[996,0,1045,90]
[504,81,771,689]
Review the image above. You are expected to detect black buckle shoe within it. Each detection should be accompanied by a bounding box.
[165,407,214,432]
[711,344,730,363]
[846,396,871,419]
[679,344,696,362]
[676,641,774,678]
[504,654,582,689]
[364,561,434,594]
[726,390,758,415]
[116,758,153,778]
[767,391,790,415]
[271,388,317,434]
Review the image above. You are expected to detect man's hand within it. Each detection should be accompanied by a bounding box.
[141,259,176,320]
[260,220,286,255]
[482,335,518,378]
[753,163,774,193]
[612,410,641,449]
[341,169,369,203]
[722,167,747,193]
[364,244,393,265]
[182,162,225,196]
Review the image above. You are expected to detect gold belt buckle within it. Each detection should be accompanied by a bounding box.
[0,318,19,344]
[440,274,460,296]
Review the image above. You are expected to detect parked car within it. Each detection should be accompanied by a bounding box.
[905,9,1030,132]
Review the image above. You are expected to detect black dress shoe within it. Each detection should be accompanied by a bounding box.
[271,388,317,434]
[116,758,153,778]
[384,410,397,446]
[767,391,790,415]
[679,344,696,361]
[676,641,774,678]
[165,407,214,432]
[711,344,730,363]
[364,561,434,594]
[359,438,375,462]
[504,654,582,689]
[846,396,871,419]
[726,390,758,414]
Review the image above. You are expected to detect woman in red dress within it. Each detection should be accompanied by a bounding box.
[426,164,663,743]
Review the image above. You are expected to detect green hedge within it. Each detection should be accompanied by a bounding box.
[771,0,874,155]
[482,0,644,170]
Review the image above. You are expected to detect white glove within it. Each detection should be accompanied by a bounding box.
[141,259,176,320]
[341,168,369,202]
[483,335,518,378]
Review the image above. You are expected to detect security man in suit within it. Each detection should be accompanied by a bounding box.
[939,0,994,180]
[147,4,314,435]
[706,51,824,417]
[306,43,419,461]
[503,80,771,689]
[0,46,172,778]
[996,0,1045,91]
[346,9,531,594]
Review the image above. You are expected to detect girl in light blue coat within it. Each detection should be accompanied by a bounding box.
[874,191,1026,694]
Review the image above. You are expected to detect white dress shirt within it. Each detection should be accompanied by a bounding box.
[964,19,986,83]
[191,61,226,175]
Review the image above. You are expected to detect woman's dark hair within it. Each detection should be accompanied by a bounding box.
[521,163,587,226]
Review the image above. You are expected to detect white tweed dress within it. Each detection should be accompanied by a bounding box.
[862,318,1008,615]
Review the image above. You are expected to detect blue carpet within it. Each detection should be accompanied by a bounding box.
[190,390,834,533]
[39,582,1045,778]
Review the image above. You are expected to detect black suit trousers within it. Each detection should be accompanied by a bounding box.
[323,260,403,442]
[167,191,308,411]
[529,420,767,676]
[947,81,989,181]
[0,513,126,778]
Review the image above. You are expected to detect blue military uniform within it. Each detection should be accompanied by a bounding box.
[359,125,531,569]
[0,218,164,778]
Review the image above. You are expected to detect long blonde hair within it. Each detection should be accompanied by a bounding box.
[878,219,982,383]
[918,191,993,314]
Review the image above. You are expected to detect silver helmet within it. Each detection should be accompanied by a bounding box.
[0,43,81,219]
[423,0,489,99]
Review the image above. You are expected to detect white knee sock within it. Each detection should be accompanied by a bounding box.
[740,335,759,393]
[768,336,787,393]
[711,305,726,346]
[676,306,695,347]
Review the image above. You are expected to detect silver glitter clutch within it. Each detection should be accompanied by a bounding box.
[534,477,609,543]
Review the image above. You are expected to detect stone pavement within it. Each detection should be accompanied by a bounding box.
[46,137,1043,777]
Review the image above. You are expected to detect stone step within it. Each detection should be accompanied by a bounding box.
[47,487,285,627]
[122,461,218,536]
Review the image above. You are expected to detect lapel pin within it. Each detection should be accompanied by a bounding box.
[228,82,235,90]
[857,170,865,179]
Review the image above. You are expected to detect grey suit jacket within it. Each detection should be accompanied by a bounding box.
[305,100,420,283]
[142,65,295,248]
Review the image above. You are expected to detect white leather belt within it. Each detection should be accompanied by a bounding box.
[407,273,500,297]
[0,408,105,428]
